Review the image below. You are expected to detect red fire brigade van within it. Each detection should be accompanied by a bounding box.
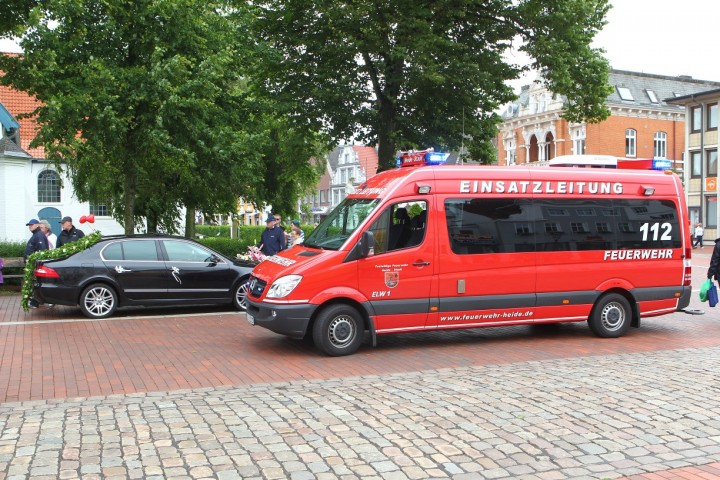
[246,151,692,356]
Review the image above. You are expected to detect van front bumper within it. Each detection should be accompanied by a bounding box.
[245,298,316,339]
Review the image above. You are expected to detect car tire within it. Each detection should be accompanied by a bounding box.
[80,283,118,319]
[312,304,364,356]
[233,277,250,311]
[588,293,631,338]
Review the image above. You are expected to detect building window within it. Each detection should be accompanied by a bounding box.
[37,170,61,203]
[708,149,718,177]
[691,151,702,178]
[691,106,702,132]
[617,87,634,101]
[707,196,718,228]
[709,103,718,131]
[625,129,636,157]
[654,131,667,159]
[646,90,659,103]
[505,138,516,165]
[573,129,585,155]
[89,203,109,217]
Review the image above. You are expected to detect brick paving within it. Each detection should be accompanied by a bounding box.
[0,248,718,478]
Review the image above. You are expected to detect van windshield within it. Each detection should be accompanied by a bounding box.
[304,198,380,250]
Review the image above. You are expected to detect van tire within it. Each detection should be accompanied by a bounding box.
[313,304,363,356]
[588,293,631,338]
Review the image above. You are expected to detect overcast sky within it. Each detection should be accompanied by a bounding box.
[2,0,718,83]
[593,0,720,81]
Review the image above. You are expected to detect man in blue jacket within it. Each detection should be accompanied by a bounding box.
[24,218,49,309]
[260,215,284,256]
[24,219,49,259]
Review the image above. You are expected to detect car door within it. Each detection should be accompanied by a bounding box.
[356,199,435,333]
[160,239,237,301]
[101,239,168,301]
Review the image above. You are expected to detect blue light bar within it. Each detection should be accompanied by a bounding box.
[425,151,450,165]
[652,159,673,170]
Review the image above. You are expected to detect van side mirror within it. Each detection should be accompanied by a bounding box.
[359,231,374,258]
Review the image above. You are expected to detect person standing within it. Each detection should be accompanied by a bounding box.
[709,237,720,283]
[24,219,49,309]
[260,215,284,256]
[39,220,57,248]
[291,219,304,245]
[56,216,85,248]
[274,214,288,250]
[693,223,704,249]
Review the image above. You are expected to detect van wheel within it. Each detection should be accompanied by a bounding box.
[313,304,364,356]
[80,283,118,319]
[588,293,631,338]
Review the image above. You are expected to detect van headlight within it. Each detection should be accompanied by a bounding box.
[266,275,302,299]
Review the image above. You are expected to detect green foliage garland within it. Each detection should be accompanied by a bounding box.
[21,231,102,312]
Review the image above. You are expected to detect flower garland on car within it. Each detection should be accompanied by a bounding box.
[236,245,266,264]
[21,230,103,312]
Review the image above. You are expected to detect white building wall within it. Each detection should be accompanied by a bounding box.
[1,158,125,242]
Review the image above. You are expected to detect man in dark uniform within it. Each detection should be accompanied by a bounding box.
[56,216,85,247]
[260,215,284,256]
[24,219,49,308]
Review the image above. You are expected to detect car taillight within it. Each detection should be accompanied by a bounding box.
[683,246,692,286]
[34,265,60,279]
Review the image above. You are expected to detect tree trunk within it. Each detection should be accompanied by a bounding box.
[185,208,196,239]
[123,171,136,236]
[376,97,397,172]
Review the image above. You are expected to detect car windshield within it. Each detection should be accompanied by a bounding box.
[304,198,380,250]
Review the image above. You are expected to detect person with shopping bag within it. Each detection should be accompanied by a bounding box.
[706,238,720,306]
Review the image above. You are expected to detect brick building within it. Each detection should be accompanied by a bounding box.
[667,89,720,241]
[497,70,720,168]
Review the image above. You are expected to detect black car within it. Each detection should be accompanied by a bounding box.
[33,235,255,319]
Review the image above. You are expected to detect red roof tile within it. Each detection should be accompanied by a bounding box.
[352,145,378,178]
[0,67,44,158]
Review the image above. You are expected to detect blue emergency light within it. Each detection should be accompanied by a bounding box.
[651,159,673,170]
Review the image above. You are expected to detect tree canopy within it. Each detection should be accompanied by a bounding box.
[1,0,323,234]
[256,0,613,170]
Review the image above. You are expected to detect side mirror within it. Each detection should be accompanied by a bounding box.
[359,231,374,258]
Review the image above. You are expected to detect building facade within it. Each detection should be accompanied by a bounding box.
[497,70,720,169]
[303,145,379,223]
[667,89,720,241]
[1,85,125,242]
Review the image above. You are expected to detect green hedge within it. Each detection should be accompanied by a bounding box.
[195,224,231,238]
[0,241,26,286]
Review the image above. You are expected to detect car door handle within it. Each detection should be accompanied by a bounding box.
[413,261,431,267]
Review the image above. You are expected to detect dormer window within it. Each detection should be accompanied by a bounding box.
[617,87,634,101]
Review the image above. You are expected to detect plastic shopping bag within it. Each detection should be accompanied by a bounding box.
[700,278,712,302]
[709,282,718,307]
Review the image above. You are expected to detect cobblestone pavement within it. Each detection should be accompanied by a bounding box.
[1,250,719,479]
[1,345,720,479]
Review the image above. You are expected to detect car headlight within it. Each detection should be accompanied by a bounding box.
[266,275,302,299]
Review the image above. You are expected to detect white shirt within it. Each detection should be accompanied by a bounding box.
[695,226,704,237]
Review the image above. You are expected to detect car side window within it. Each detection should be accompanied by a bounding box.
[122,240,160,261]
[163,240,214,262]
[103,240,159,261]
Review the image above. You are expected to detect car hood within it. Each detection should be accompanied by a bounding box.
[250,244,332,282]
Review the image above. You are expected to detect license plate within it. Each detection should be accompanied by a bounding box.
[246,313,255,325]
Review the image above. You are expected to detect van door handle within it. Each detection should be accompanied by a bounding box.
[413,261,431,267]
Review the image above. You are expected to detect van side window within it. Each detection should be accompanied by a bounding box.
[368,201,428,254]
[445,198,680,254]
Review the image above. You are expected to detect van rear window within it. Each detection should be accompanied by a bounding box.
[445,198,680,254]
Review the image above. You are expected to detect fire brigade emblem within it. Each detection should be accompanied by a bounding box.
[384,271,399,288]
